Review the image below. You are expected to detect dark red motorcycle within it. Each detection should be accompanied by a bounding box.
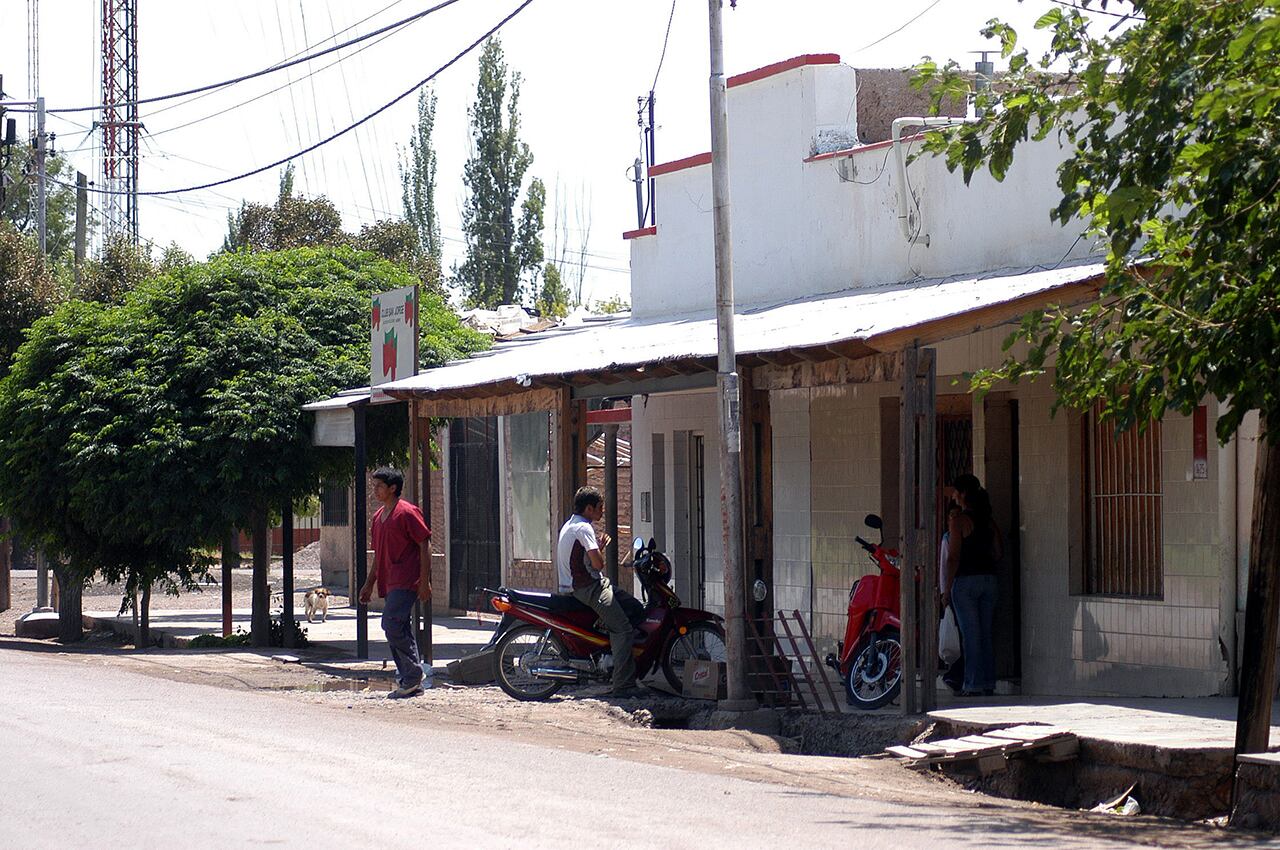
[487,538,726,700]
[825,513,903,709]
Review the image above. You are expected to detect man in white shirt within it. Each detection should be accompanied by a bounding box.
[556,486,640,696]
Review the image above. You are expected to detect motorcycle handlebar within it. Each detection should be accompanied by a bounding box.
[854,535,876,553]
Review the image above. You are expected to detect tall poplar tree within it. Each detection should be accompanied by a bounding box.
[456,37,545,308]
[401,87,443,274]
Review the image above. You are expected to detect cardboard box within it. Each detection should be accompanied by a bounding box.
[683,659,726,700]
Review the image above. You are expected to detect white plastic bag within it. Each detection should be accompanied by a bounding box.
[939,604,962,665]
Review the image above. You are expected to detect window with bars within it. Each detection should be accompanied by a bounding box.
[1082,405,1163,597]
[320,481,349,527]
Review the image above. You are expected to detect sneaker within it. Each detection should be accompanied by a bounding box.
[387,681,425,699]
[608,683,646,699]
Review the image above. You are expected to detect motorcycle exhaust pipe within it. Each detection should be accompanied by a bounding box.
[529,666,581,682]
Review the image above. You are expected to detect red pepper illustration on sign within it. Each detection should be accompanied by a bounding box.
[404,291,415,326]
[382,327,398,381]
[372,297,381,330]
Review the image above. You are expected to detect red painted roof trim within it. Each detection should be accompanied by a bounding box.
[728,53,841,89]
[649,152,713,177]
[623,225,657,240]
[803,133,927,163]
[585,407,632,425]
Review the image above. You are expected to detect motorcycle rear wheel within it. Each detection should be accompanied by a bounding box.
[661,622,727,695]
[845,627,902,710]
[495,624,568,701]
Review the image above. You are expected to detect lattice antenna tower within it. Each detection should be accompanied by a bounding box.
[100,0,140,241]
[27,0,39,132]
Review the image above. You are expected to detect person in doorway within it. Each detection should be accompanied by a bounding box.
[557,486,642,697]
[938,496,965,695]
[358,467,432,699]
[942,473,1004,697]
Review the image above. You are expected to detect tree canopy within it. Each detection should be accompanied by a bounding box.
[0,246,488,624]
[456,37,546,308]
[401,86,444,292]
[914,0,1280,443]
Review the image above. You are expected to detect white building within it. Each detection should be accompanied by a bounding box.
[384,54,1258,699]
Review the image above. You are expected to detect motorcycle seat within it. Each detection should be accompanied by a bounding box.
[504,588,593,615]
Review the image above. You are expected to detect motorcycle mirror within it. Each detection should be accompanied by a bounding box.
[632,536,645,553]
[648,537,656,551]
[752,579,768,603]
[864,514,883,530]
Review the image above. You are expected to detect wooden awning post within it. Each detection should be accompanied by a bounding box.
[353,400,369,660]
[604,421,620,584]
[899,344,938,714]
[282,500,295,648]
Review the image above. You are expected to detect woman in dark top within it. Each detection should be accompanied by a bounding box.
[942,474,1003,697]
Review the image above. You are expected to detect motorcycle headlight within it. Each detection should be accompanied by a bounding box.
[886,555,901,568]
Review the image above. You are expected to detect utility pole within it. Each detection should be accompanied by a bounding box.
[75,172,88,288]
[35,96,46,254]
[707,0,752,708]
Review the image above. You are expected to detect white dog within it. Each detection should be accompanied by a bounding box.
[304,587,331,623]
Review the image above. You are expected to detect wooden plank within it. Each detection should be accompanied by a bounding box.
[984,724,1073,742]
[975,754,1009,775]
[414,386,562,419]
[1033,738,1081,762]
[886,745,929,760]
[752,351,902,391]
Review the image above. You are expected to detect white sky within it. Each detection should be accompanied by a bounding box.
[1,0,1062,306]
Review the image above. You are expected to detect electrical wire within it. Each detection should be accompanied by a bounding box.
[853,0,946,54]
[45,0,464,115]
[650,0,679,94]
[144,0,411,121]
[59,0,538,198]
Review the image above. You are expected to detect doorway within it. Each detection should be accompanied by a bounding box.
[672,430,707,608]
[984,396,1022,682]
[448,417,501,611]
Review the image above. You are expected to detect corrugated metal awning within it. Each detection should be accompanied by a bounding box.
[379,261,1105,402]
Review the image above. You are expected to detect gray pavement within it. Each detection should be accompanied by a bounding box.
[0,650,1242,849]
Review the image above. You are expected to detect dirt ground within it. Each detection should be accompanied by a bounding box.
[0,627,1263,848]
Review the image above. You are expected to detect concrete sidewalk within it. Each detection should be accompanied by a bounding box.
[82,604,496,667]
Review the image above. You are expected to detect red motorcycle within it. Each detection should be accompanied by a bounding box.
[487,538,726,700]
[825,513,903,709]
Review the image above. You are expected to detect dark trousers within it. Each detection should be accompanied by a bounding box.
[381,588,423,688]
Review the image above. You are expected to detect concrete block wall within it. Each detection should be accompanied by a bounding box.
[770,389,812,621]
[1015,374,1228,696]
[806,383,892,641]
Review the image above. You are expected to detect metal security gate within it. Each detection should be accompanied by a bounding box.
[449,417,501,611]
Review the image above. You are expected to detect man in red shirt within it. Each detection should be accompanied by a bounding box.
[358,467,432,698]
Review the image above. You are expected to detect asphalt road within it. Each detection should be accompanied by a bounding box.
[0,650,1243,849]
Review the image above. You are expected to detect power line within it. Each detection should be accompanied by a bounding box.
[62,0,538,198]
[44,0,464,115]
[145,0,411,120]
[853,0,946,53]
[650,0,679,93]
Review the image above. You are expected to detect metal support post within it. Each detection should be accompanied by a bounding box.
[708,0,752,708]
[282,500,295,648]
[354,402,369,660]
[35,96,46,255]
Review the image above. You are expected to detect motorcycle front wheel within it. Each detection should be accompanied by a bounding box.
[494,624,568,701]
[661,622,727,695]
[845,627,902,710]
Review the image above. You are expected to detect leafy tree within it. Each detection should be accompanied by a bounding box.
[400,87,443,276]
[456,37,546,308]
[913,0,1280,757]
[0,222,62,379]
[78,233,152,304]
[221,165,344,253]
[0,246,486,645]
[535,261,570,319]
[1,152,81,266]
[354,219,442,297]
[591,294,630,315]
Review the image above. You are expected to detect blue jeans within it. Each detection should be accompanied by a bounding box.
[381,589,423,688]
[952,574,998,693]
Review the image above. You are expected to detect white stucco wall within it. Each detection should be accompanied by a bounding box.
[628,60,1089,319]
